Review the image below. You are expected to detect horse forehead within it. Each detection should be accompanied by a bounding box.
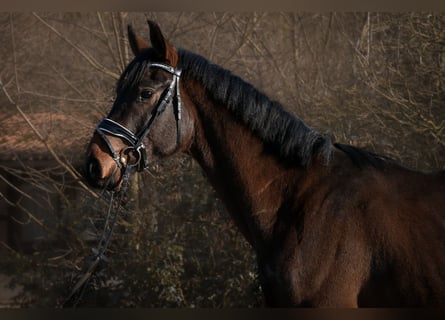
[147,66,173,82]
[138,69,170,86]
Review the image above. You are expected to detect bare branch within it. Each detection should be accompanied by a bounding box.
[111,12,126,73]
[0,78,99,199]
[32,12,120,80]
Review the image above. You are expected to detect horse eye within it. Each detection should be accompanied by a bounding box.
[140,89,154,100]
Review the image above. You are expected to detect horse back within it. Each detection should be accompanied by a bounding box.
[356,165,445,306]
[277,151,445,307]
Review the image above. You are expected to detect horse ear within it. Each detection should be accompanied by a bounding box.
[127,25,149,56]
[147,20,178,67]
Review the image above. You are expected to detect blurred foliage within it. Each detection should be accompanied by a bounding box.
[0,12,444,307]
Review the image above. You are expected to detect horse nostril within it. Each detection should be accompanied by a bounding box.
[87,156,102,181]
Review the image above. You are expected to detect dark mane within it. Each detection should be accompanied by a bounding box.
[177,49,333,167]
[117,48,391,169]
[334,143,392,169]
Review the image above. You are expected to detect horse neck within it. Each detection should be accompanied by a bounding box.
[183,80,305,249]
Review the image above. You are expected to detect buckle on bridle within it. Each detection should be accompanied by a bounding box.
[119,145,148,171]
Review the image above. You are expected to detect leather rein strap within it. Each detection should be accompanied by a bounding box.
[62,164,132,308]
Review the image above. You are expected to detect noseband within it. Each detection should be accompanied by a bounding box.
[95,63,182,172]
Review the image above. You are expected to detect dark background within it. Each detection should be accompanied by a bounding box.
[0,12,444,307]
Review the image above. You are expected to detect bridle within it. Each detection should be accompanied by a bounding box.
[95,62,182,173]
[63,63,182,308]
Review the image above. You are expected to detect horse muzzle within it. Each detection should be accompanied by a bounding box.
[84,134,125,191]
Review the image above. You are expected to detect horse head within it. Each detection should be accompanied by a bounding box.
[85,21,193,190]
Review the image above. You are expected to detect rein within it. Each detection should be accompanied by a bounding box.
[62,165,132,308]
[63,62,181,307]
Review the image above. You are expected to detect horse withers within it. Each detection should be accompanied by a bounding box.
[84,20,445,307]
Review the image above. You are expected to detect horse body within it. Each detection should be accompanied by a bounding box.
[85,21,445,307]
[188,87,445,306]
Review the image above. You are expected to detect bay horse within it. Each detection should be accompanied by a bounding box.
[84,20,445,307]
